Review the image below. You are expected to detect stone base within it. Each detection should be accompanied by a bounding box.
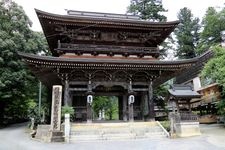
[175,122,201,137]
[35,125,64,142]
[49,131,64,142]
[35,125,51,142]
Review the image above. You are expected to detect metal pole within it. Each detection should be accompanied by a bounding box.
[38,81,42,116]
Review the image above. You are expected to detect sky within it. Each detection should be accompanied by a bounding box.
[13,0,225,31]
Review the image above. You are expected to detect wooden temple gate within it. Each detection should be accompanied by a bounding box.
[18,9,207,126]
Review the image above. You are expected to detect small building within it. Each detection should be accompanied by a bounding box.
[192,83,222,123]
[167,84,202,137]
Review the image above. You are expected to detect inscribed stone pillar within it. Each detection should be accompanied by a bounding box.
[51,85,62,131]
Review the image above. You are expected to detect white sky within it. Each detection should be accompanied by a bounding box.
[13,0,225,31]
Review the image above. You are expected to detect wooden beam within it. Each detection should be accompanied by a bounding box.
[69,88,88,91]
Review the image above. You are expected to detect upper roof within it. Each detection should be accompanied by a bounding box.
[35,9,179,56]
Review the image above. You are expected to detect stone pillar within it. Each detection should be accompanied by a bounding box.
[87,95,93,123]
[147,81,155,120]
[51,85,62,131]
[128,95,135,122]
[64,114,70,143]
[50,85,64,142]
[123,95,128,121]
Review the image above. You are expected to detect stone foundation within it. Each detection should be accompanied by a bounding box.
[35,125,51,142]
[175,122,201,137]
[35,124,64,142]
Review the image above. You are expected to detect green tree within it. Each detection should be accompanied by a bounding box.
[127,0,167,21]
[197,7,225,54]
[174,7,200,59]
[0,0,48,125]
[201,46,225,119]
[201,46,225,88]
[92,96,118,120]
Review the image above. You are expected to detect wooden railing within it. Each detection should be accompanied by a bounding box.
[56,43,159,56]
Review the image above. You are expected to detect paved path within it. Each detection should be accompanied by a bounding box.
[0,123,225,150]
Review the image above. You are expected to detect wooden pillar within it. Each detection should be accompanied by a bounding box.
[118,96,123,120]
[128,95,134,122]
[128,78,134,122]
[140,92,145,120]
[86,75,93,123]
[188,100,191,113]
[147,81,155,120]
[123,94,128,121]
[64,79,71,106]
[86,95,93,123]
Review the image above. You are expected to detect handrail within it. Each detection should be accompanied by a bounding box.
[156,121,170,137]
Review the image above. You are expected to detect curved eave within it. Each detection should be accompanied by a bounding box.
[18,52,197,70]
[168,89,202,99]
[35,9,179,28]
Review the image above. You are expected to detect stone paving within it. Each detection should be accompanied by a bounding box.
[0,123,225,150]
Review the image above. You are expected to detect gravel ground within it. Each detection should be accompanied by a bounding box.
[0,123,225,150]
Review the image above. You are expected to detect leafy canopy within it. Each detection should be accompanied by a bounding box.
[127,0,167,21]
[0,0,48,124]
[197,7,225,54]
[174,7,200,59]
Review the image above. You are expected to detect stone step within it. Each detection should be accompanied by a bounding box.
[102,133,136,140]
[69,121,167,142]
[70,135,102,141]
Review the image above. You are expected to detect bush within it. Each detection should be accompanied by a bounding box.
[61,106,75,121]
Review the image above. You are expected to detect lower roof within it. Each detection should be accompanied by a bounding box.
[18,52,206,88]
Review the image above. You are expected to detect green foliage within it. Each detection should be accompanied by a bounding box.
[216,100,225,118]
[174,7,200,59]
[127,0,171,58]
[153,84,168,109]
[92,96,118,120]
[201,46,225,88]
[0,0,48,125]
[127,0,167,21]
[61,106,75,119]
[197,7,225,54]
[160,120,170,132]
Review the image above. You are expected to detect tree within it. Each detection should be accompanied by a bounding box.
[127,0,167,22]
[0,0,48,125]
[197,7,225,54]
[92,96,118,120]
[201,46,225,120]
[174,7,200,59]
[201,46,225,89]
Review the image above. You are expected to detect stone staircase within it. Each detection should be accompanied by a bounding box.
[69,121,168,142]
